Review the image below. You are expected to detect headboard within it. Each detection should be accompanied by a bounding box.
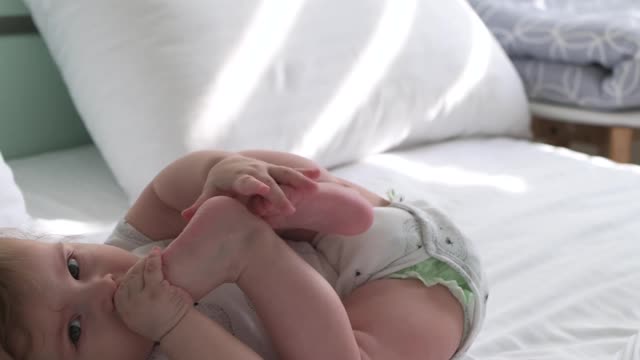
[0,0,92,160]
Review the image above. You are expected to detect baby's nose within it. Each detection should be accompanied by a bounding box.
[96,274,119,304]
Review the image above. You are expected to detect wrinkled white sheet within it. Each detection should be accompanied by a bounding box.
[0,152,28,228]
[8,145,129,242]
[9,139,640,359]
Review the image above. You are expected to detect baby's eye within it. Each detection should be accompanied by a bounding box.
[68,318,81,347]
[68,258,80,280]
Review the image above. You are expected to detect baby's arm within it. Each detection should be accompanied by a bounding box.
[159,308,261,360]
[114,248,261,360]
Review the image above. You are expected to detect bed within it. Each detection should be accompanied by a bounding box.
[6,138,640,359]
[2,0,640,359]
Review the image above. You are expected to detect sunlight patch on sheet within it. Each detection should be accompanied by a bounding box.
[366,154,528,193]
[294,0,417,158]
[538,144,640,174]
[187,0,305,149]
[425,18,491,121]
[537,143,592,160]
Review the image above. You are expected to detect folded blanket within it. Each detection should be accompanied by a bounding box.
[468,0,640,111]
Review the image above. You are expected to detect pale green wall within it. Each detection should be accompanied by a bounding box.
[0,0,29,16]
[0,1,92,160]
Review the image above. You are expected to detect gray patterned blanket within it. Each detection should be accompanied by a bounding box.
[468,0,640,110]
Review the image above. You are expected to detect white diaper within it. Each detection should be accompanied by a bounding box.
[312,200,488,358]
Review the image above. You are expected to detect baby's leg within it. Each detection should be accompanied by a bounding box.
[343,279,464,360]
[164,197,362,360]
[236,214,365,360]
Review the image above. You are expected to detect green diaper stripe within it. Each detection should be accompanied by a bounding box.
[389,258,474,305]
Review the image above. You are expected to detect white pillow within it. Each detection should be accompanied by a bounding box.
[25,0,530,200]
[0,152,29,228]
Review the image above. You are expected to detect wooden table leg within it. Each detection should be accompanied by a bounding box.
[609,127,634,163]
[531,116,571,147]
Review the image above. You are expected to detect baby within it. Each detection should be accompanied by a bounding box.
[0,150,487,360]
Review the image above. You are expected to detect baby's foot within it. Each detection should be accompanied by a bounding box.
[162,197,271,300]
[260,182,374,236]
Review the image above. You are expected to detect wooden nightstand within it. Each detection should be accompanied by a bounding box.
[530,102,638,163]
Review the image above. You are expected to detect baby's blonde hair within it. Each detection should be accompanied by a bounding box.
[0,231,37,360]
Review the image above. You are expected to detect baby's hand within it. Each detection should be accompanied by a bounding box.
[114,248,193,342]
[182,154,320,220]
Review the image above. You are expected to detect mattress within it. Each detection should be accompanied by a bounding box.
[531,101,640,128]
[8,139,640,359]
[8,145,129,243]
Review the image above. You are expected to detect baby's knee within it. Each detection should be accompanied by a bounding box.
[344,280,463,360]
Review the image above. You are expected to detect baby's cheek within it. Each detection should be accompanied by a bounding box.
[96,244,139,274]
[124,252,141,268]
[6,329,30,359]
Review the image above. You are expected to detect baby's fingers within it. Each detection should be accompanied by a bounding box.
[114,256,146,313]
[257,175,295,215]
[232,175,270,197]
[143,248,164,288]
[269,166,319,194]
[297,167,322,180]
[121,257,146,294]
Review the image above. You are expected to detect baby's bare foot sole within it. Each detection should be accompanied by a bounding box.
[267,182,374,236]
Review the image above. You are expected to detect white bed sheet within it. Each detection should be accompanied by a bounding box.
[8,145,129,242]
[8,139,640,359]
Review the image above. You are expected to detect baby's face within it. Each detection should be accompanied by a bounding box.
[10,239,154,360]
